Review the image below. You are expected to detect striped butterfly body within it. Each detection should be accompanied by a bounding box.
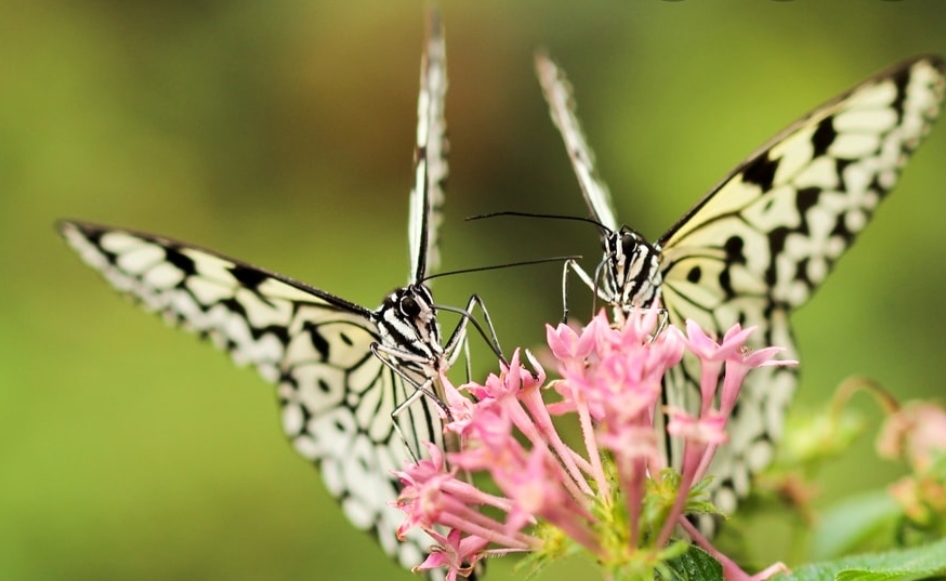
[536,54,946,516]
[60,13,462,580]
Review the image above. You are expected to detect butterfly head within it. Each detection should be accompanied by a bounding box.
[377,284,444,369]
[601,226,663,311]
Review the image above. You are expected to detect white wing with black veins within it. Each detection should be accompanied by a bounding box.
[59,220,441,575]
[535,52,618,232]
[538,53,946,519]
[657,56,945,513]
[58,10,457,580]
[409,10,448,284]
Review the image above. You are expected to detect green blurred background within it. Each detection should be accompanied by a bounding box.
[3,1,946,579]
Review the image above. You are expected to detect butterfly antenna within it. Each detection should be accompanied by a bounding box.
[466,210,612,233]
[421,255,582,283]
[427,255,580,364]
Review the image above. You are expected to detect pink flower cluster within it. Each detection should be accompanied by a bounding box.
[394,309,794,581]
[878,401,946,530]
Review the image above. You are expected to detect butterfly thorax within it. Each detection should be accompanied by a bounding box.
[375,284,445,374]
[602,226,663,315]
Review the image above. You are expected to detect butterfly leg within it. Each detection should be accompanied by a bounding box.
[438,294,505,367]
[562,258,591,323]
[562,257,612,323]
[370,342,445,405]
[393,376,443,464]
[653,307,670,338]
[370,342,451,462]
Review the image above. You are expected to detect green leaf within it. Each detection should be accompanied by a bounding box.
[786,538,946,581]
[810,490,903,559]
[660,546,724,581]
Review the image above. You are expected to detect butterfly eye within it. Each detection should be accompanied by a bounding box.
[400,296,422,318]
[621,232,638,256]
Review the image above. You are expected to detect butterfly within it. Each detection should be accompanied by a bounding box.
[534,52,946,516]
[58,12,489,580]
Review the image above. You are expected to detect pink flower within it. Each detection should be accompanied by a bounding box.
[684,321,754,415]
[878,401,946,473]
[598,423,661,546]
[394,309,792,581]
[498,446,599,552]
[413,529,488,581]
[666,407,729,447]
[720,346,795,417]
[546,319,596,376]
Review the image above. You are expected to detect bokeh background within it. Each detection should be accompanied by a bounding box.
[4,1,946,580]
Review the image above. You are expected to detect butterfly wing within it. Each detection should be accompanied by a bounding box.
[58,220,444,577]
[536,52,619,232]
[57,11,456,580]
[657,56,946,510]
[409,10,448,284]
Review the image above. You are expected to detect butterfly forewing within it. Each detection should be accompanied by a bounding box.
[535,52,619,232]
[658,56,945,510]
[60,220,443,574]
[660,56,946,313]
[539,54,946,517]
[409,9,448,283]
[58,11,455,581]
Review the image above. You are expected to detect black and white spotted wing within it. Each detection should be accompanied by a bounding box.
[59,13,454,581]
[409,14,448,285]
[537,54,946,514]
